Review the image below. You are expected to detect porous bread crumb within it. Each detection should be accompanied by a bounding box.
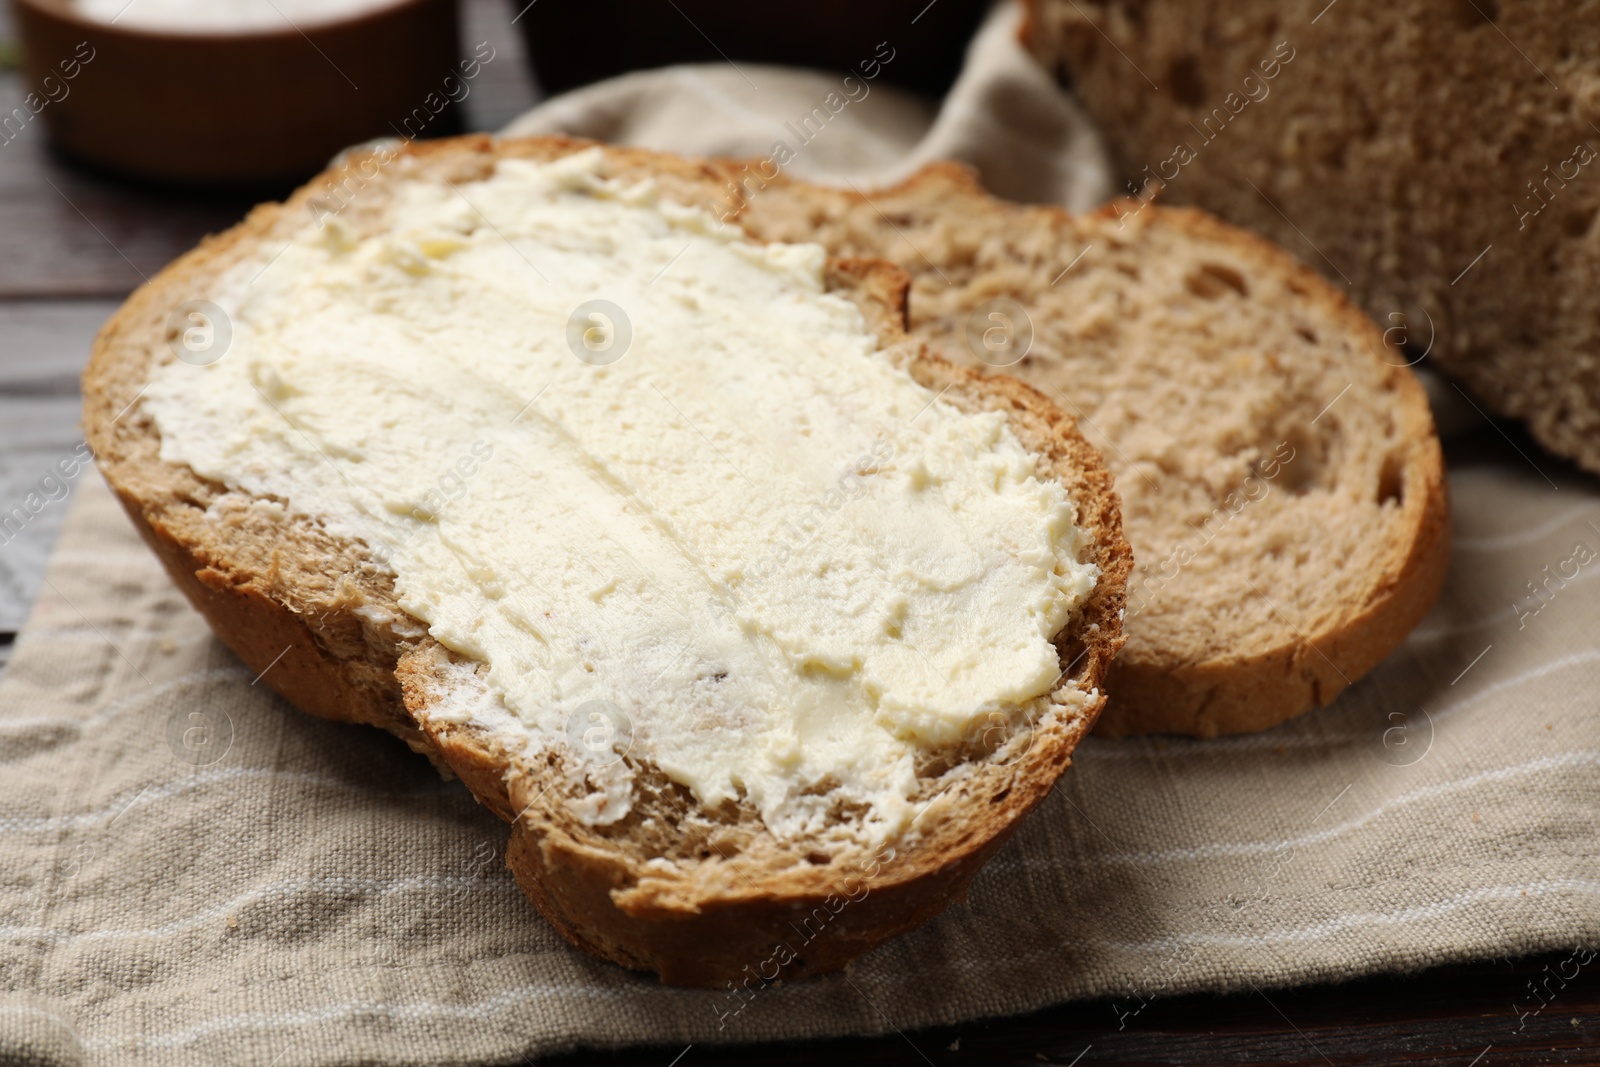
[1026,0,1600,475]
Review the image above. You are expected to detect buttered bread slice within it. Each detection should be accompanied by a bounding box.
[83,139,1129,984]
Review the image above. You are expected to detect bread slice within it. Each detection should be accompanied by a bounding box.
[81,136,1130,985]
[1021,0,1600,476]
[728,160,1448,737]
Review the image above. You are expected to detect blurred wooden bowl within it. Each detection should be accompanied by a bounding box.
[12,0,461,185]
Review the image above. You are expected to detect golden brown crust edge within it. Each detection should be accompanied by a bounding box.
[81,134,1131,986]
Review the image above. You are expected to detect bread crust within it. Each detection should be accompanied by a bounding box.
[82,135,1130,986]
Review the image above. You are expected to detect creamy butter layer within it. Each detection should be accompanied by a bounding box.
[143,149,1098,841]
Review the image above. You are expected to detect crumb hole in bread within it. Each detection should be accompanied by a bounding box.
[805,851,832,866]
[1497,134,1532,165]
[1377,451,1405,507]
[1271,429,1321,495]
[1452,0,1498,26]
[1114,262,1140,280]
[1295,325,1318,344]
[1060,41,1088,81]
[992,787,1011,804]
[1184,263,1249,300]
[1059,636,1092,682]
[1165,54,1206,107]
[708,828,745,856]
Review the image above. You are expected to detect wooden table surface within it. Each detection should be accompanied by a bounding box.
[0,1,1594,1063]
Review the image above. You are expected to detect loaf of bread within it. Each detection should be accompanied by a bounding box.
[733,161,1449,737]
[1023,0,1600,475]
[82,137,1131,985]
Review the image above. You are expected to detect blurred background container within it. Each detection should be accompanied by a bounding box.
[11,0,460,185]
[512,0,991,97]
[7,0,990,187]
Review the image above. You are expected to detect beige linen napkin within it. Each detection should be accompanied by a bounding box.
[502,1,1115,211]
[2,5,1597,1065]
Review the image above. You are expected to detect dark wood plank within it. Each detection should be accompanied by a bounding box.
[0,91,270,297]
[0,298,114,385]
[0,301,116,632]
[0,0,279,299]
[540,951,1599,1066]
